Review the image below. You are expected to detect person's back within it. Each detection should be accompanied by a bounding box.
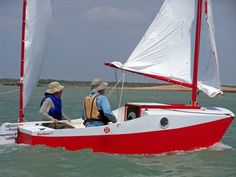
[82,78,117,127]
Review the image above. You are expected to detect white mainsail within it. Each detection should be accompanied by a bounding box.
[23,0,52,108]
[109,0,222,97]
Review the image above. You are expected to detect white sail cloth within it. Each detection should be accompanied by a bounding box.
[198,0,222,97]
[23,0,52,108]
[124,0,194,84]
[110,0,222,97]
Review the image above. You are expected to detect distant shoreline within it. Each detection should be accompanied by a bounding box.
[1,78,236,93]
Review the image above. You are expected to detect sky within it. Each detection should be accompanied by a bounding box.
[0,0,236,85]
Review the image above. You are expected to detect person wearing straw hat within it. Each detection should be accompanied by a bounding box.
[82,78,117,127]
[39,81,71,128]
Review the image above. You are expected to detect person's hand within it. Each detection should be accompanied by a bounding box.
[53,118,58,124]
[53,118,58,129]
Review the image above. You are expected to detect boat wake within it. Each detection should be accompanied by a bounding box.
[141,142,233,157]
[166,142,232,155]
[169,142,233,156]
[209,142,232,151]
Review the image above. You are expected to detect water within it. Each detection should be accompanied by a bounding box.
[0,86,235,177]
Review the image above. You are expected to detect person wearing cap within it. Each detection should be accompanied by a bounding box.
[82,78,117,127]
[39,81,71,126]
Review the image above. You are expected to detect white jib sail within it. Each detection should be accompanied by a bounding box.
[23,0,52,108]
[116,0,195,84]
[198,0,223,97]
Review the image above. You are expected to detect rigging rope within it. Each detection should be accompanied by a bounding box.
[106,70,126,122]
[106,73,125,99]
[117,71,126,121]
[118,71,126,109]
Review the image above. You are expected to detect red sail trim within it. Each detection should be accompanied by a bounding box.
[105,62,193,88]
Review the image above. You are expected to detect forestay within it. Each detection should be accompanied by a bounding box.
[23,0,52,108]
[109,0,222,97]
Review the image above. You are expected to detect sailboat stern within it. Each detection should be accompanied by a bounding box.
[0,123,18,145]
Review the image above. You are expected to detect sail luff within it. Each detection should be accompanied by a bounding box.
[19,0,27,123]
[191,0,203,106]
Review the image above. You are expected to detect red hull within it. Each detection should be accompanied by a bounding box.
[17,117,233,154]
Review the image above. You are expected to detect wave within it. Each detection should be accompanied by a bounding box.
[209,142,233,151]
[0,143,29,155]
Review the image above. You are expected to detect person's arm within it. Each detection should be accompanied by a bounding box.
[39,98,54,121]
[98,96,117,123]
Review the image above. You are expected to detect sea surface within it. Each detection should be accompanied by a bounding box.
[0,86,235,177]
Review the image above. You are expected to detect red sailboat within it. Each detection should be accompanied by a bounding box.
[0,0,234,154]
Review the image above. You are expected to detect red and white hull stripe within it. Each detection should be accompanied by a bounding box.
[17,117,232,154]
[16,104,234,154]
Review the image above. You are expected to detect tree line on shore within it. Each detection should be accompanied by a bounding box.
[0,78,163,88]
[1,78,235,89]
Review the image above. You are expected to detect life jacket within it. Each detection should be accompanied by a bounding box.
[83,94,110,125]
[40,93,62,120]
[83,94,100,120]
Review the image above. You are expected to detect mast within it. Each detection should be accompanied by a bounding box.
[19,0,27,122]
[191,0,203,106]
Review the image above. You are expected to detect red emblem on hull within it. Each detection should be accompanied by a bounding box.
[104,127,110,133]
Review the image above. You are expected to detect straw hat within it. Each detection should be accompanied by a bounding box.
[46,81,64,94]
[91,78,108,92]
